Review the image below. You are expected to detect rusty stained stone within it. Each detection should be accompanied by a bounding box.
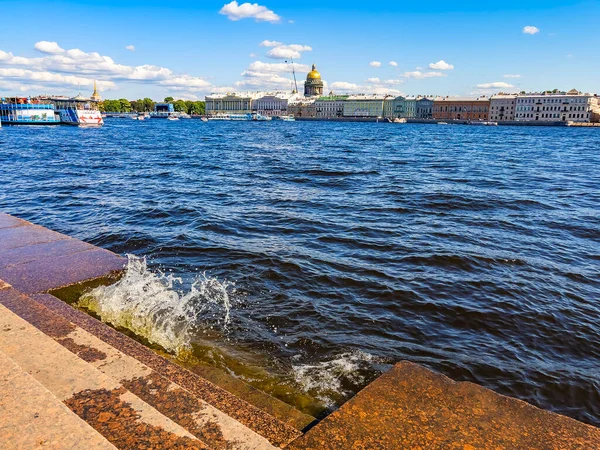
[0,287,75,338]
[121,372,236,450]
[32,293,302,448]
[58,337,108,363]
[288,361,600,450]
[0,247,126,294]
[64,387,209,450]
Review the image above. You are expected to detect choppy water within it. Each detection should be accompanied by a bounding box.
[1,120,599,424]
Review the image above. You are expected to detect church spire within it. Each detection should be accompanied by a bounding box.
[91,80,101,101]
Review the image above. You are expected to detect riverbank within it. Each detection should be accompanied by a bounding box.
[1,212,599,448]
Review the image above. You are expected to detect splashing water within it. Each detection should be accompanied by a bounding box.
[78,255,234,358]
[291,350,382,407]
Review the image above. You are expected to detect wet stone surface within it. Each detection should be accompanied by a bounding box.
[58,337,108,363]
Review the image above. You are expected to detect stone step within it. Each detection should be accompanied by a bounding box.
[0,283,301,448]
[287,361,600,450]
[0,295,213,449]
[0,348,117,450]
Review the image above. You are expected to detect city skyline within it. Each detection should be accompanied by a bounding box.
[1,0,599,100]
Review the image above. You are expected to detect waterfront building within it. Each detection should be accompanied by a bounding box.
[151,102,175,118]
[432,97,490,121]
[404,97,417,119]
[489,94,517,121]
[0,98,60,125]
[304,64,324,97]
[384,96,404,119]
[205,93,258,115]
[254,94,290,117]
[315,94,349,118]
[514,89,600,122]
[415,97,434,119]
[288,97,317,118]
[343,94,392,118]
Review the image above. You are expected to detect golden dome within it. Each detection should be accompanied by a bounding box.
[307,63,321,80]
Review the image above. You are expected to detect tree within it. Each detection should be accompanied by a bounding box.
[164,96,174,103]
[142,98,155,112]
[187,101,205,115]
[173,99,187,112]
[119,98,132,112]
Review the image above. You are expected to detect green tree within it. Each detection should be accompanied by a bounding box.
[173,99,187,112]
[142,98,155,112]
[119,98,131,112]
[164,96,174,103]
[187,101,205,115]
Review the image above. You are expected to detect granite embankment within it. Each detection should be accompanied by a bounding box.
[1,212,599,449]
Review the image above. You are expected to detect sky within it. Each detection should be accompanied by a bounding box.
[0,0,599,100]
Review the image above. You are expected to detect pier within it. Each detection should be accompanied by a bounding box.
[1,212,599,449]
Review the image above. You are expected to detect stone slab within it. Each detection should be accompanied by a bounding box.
[31,292,303,447]
[0,349,117,450]
[0,301,208,449]
[0,238,95,269]
[288,361,600,450]
[0,248,125,294]
[0,213,29,230]
[0,223,70,251]
[0,288,275,450]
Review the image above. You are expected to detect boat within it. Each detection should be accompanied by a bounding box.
[0,98,61,125]
[200,116,208,123]
[279,115,295,122]
[468,120,498,126]
[167,115,179,121]
[393,118,407,124]
[207,113,271,121]
[179,113,191,119]
[437,122,449,125]
[51,94,104,126]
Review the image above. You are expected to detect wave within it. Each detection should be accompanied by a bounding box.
[78,255,234,358]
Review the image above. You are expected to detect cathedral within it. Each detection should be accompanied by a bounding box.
[304,64,324,97]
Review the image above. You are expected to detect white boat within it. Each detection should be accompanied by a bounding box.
[437,122,449,125]
[393,118,407,124]
[280,115,295,122]
[200,116,208,123]
[167,115,179,121]
[468,120,498,126]
[207,113,271,121]
[51,94,104,126]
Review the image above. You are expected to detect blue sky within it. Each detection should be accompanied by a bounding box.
[0,0,599,100]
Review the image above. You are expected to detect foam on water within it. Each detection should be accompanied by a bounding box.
[78,255,233,358]
[291,350,379,406]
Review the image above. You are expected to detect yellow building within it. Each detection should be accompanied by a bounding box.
[304,64,324,97]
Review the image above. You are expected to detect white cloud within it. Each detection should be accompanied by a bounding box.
[503,74,521,79]
[403,71,444,79]
[523,26,540,35]
[330,80,403,96]
[0,41,218,96]
[219,1,281,23]
[389,61,398,67]
[125,45,135,52]
[259,40,283,47]
[367,77,380,83]
[369,61,382,68]
[330,81,360,91]
[476,81,514,89]
[235,60,310,90]
[266,44,312,60]
[429,60,454,70]
[34,41,64,55]
[249,53,257,57]
[384,79,403,85]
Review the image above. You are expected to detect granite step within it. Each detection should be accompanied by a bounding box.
[0,295,213,449]
[0,283,302,448]
[0,348,117,450]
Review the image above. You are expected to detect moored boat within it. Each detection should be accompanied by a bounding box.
[0,98,61,125]
[49,94,104,126]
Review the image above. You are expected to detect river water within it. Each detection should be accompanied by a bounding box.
[1,120,599,424]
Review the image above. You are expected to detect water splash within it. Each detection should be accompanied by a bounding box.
[291,350,381,406]
[78,255,233,358]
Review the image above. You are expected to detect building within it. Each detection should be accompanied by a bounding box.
[489,94,517,121]
[514,89,600,123]
[315,95,348,118]
[304,64,324,97]
[385,96,404,119]
[404,97,417,119]
[433,97,490,121]
[205,93,257,115]
[415,97,434,119]
[254,94,290,117]
[90,81,101,102]
[288,97,317,117]
[343,94,391,118]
